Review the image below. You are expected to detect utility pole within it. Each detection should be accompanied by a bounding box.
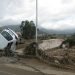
[35,0,38,56]
[36,0,38,43]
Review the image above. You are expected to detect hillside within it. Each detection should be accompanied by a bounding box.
[0,25,75,35]
[0,25,21,32]
[0,25,47,35]
[39,27,75,34]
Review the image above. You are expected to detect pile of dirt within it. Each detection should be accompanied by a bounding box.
[43,48,75,65]
[39,39,64,51]
[23,42,38,56]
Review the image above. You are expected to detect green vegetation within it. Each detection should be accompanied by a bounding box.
[20,20,36,39]
[61,33,75,48]
[23,42,37,56]
[0,28,2,32]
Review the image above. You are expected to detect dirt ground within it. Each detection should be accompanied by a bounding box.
[16,39,36,49]
[16,39,75,75]
[17,43,25,49]
[19,58,75,75]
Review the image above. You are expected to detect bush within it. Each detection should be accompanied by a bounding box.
[60,38,75,48]
[23,42,37,56]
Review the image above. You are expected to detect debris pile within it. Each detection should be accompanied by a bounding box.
[23,42,37,57]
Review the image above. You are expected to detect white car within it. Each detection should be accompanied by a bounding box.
[0,28,19,52]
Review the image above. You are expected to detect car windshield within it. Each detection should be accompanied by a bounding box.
[1,31,13,41]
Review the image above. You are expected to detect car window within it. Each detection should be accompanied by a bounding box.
[1,31,13,41]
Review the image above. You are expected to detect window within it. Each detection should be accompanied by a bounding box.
[1,31,13,41]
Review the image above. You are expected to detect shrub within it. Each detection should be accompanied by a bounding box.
[23,42,37,56]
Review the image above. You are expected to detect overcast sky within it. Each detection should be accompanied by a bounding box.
[0,0,75,30]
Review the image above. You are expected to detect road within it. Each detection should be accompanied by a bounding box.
[19,58,75,75]
[0,64,46,75]
[0,57,48,75]
[0,57,75,75]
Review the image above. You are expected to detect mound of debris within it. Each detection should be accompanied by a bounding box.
[39,39,64,51]
[23,42,38,57]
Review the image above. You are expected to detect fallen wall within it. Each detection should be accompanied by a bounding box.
[39,39,64,51]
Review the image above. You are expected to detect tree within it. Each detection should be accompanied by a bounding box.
[20,20,36,39]
[20,21,25,35]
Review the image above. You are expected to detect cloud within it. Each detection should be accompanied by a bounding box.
[0,0,36,26]
[38,0,75,30]
[0,0,75,30]
[62,0,73,4]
